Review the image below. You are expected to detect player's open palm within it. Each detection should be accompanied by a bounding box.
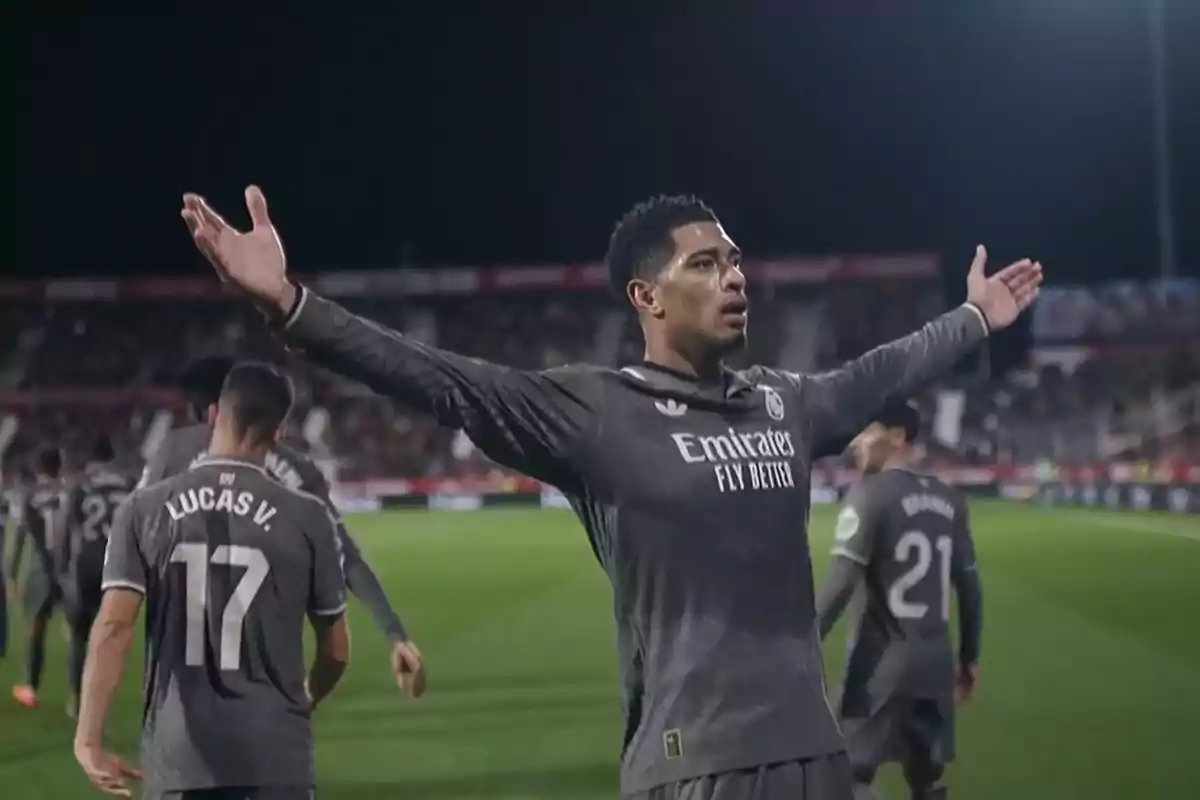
[180,186,292,310]
[74,744,141,796]
[391,640,427,699]
[965,245,1043,331]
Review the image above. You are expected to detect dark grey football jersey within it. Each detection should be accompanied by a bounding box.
[102,456,348,792]
[276,286,988,793]
[832,469,977,700]
[62,462,135,588]
[141,423,409,642]
[8,478,65,583]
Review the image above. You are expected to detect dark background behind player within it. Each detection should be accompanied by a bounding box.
[2,4,1198,799]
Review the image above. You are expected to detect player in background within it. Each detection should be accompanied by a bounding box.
[0,477,13,660]
[58,435,135,719]
[183,187,1036,800]
[140,354,424,698]
[816,402,983,800]
[74,361,351,799]
[8,447,67,708]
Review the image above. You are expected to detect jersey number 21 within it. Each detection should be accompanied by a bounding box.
[889,530,952,622]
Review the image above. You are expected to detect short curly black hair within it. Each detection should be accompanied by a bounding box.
[605,195,718,296]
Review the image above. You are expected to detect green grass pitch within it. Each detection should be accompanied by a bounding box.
[2,501,1198,798]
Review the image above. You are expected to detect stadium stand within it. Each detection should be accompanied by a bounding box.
[1,263,1197,514]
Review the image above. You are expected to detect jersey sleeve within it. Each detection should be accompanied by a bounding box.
[830,483,880,566]
[952,495,983,666]
[787,304,988,455]
[277,286,602,489]
[56,483,84,576]
[295,455,408,639]
[137,440,170,489]
[6,496,28,580]
[101,494,147,595]
[306,503,348,618]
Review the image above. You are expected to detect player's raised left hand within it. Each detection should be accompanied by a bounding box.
[74,743,142,796]
[391,640,427,699]
[965,245,1043,332]
[180,186,296,316]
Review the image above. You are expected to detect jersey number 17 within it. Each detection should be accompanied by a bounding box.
[170,543,271,671]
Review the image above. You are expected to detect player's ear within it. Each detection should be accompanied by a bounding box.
[272,427,283,444]
[627,278,664,318]
[205,405,219,426]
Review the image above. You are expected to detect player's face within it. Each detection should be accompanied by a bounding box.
[851,423,903,474]
[647,222,748,356]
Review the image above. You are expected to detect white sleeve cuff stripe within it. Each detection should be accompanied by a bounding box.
[961,302,990,336]
[311,602,348,617]
[102,580,146,595]
[282,285,309,331]
[831,547,868,565]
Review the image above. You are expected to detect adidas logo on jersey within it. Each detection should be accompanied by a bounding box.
[655,399,687,417]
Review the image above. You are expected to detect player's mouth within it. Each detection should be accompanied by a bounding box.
[720,297,748,328]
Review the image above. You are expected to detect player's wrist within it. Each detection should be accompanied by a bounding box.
[961,302,991,336]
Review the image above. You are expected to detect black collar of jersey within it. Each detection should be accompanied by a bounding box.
[630,360,756,399]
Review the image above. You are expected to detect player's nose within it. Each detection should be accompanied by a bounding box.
[722,264,747,293]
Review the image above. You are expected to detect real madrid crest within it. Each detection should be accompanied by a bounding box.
[762,385,785,422]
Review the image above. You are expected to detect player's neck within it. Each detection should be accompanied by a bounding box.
[881,453,913,472]
[642,345,723,382]
[206,438,270,465]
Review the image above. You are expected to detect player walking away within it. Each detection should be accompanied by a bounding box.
[74,361,351,799]
[816,402,983,800]
[1,477,15,660]
[140,354,425,698]
[9,447,67,708]
[0,478,13,660]
[183,187,1038,800]
[58,435,135,719]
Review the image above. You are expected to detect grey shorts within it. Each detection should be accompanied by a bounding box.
[841,695,955,769]
[628,752,854,800]
[144,788,313,800]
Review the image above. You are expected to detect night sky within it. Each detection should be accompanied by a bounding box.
[11,1,1199,285]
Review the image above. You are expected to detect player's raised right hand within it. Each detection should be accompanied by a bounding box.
[180,186,296,316]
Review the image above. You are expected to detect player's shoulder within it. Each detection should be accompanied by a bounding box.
[265,441,320,492]
[247,464,332,518]
[537,361,613,386]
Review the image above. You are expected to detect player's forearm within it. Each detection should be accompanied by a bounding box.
[956,568,983,666]
[815,557,862,640]
[307,616,351,707]
[806,304,988,449]
[343,548,409,642]
[74,615,135,747]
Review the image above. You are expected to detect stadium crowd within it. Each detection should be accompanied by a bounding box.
[2,272,1197,485]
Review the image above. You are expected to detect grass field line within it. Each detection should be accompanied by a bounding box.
[1059,510,1200,542]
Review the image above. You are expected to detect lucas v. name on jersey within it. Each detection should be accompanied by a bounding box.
[165,480,280,531]
[670,427,797,494]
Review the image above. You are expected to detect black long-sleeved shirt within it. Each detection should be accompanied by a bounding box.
[276,285,989,793]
